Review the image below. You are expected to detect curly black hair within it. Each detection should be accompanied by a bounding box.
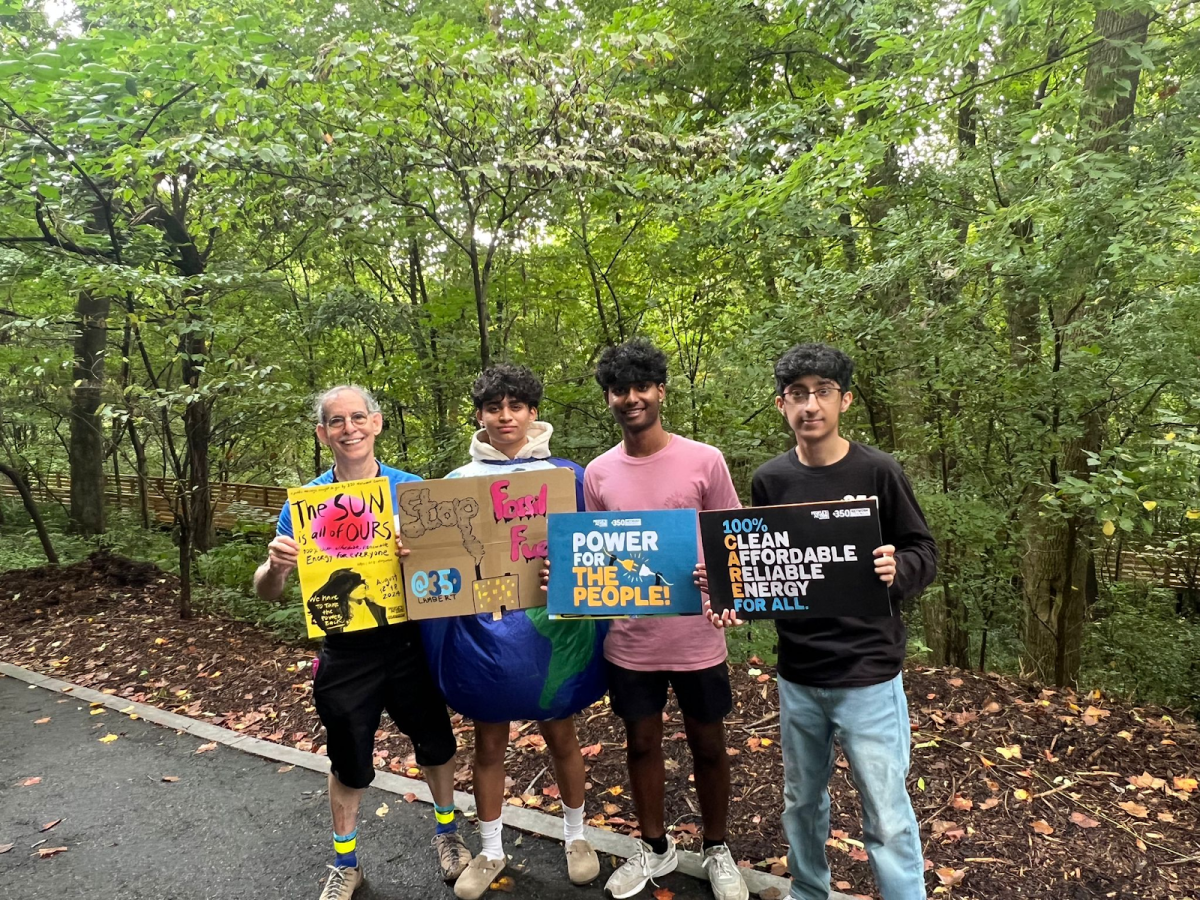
[471,363,543,410]
[774,343,854,395]
[594,339,669,392]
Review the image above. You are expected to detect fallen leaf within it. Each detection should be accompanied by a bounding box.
[403,792,417,803]
[979,797,1000,811]
[1173,776,1197,793]
[1157,811,1175,823]
[1013,789,1030,802]
[161,776,179,783]
[277,765,294,774]
[935,867,966,887]
[652,889,674,900]
[0,844,12,854]
[995,745,1022,760]
[37,846,68,858]
[1128,772,1166,790]
[34,718,50,725]
[580,743,602,758]
[603,802,620,815]
[982,701,1002,715]
[89,708,105,716]
[1118,801,1148,818]
[1031,820,1054,835]
[195,742,217,754]
[491,874,515,892]
[758,890,784,900]
[543,784,561,799]
[1117,730,1134,741]
[607,785,623,796]
[849,846,868,862]
[99,734,119,744]
[21,777,41,787]
[951,794,973,811]
[948,678,964,687]
[1070,811,1100,828]
[375,803,389,818]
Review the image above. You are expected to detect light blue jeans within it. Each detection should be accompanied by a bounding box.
[778,673,925,900]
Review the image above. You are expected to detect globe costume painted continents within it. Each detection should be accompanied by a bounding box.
[420,609,606,723]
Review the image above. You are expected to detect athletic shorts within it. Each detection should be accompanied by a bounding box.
[606,660,733,724]
[313,624,456,790]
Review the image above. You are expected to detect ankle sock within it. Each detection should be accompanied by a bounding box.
[644,834,669,855]
[563,802,585,844]
[333,829,358,868]
[435,802,458,835]
[479,816,505,861]
[702,838,726,852]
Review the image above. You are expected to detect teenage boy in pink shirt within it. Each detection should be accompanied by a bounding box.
[583,339,748,900]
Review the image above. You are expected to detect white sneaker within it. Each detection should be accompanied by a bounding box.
[702,844,749,900]
[604,836,678,899]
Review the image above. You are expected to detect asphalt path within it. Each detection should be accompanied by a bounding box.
[0,674,739,900]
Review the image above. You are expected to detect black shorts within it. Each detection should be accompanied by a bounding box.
[606,660,733,724]
[313,624,456,790]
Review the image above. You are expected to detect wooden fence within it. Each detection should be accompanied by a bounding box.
[0,472,288,531]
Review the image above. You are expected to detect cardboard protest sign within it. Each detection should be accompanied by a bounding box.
[546,509,703,618]
[395,468,576,620]
[288,476,407,639]
[699,499,890,619]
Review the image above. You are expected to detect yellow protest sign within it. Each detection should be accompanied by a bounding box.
[288,476,406,638]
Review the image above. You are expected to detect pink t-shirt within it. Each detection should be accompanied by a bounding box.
[584,434,742,671]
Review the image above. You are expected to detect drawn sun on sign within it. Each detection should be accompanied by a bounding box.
[607,553,673,586]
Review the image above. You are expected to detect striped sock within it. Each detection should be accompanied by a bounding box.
[434,803,457,835]
[333,829,358,868]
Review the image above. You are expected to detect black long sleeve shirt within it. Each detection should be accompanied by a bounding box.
[751,441,938,688]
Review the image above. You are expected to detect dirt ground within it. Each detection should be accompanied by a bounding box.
[1,552,1198,899]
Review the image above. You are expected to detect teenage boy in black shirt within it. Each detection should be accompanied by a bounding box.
[703,344,937,900]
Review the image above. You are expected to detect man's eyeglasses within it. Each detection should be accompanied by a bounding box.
[782,387,841,404]
[325,411,372,430]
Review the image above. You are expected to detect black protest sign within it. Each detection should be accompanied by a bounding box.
[699,499,891,619]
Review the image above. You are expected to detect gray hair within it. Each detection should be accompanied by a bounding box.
[313,384,382,425]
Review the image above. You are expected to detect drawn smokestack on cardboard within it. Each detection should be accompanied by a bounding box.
[395,467,576,620]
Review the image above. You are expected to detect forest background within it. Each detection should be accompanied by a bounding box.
[2,0,1199,709]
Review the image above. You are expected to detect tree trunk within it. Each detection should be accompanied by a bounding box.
[0,461,58,564]
[182,326,214,552]
[68,289,109,536]
[1083,7,1150,154]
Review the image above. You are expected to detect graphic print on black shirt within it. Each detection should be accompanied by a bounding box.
[751,442,938,688]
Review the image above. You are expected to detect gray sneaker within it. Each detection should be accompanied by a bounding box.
[318,863,364,900]
[433,831,472,882]
[604,836,677,899]
[701,845,749,900]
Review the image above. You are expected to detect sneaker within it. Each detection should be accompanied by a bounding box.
[318,863,364,900]
[453,853,506,900]
[604,836,677,899]
[701,845,749,900]
[433,831,472,883]
[566,838,600,885]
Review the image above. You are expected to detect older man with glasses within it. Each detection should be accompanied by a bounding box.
[254,385,471,900]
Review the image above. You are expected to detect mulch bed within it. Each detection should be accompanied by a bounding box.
[1,552,1198,899]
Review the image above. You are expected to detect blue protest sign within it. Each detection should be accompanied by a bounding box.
[547,509,703,618]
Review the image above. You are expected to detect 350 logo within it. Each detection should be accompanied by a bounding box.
[409,568,463,600]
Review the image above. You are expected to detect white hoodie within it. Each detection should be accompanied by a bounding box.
[445,420,557,478]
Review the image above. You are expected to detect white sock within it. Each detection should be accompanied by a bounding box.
[479,816,505,861]
[563,802,585,844]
